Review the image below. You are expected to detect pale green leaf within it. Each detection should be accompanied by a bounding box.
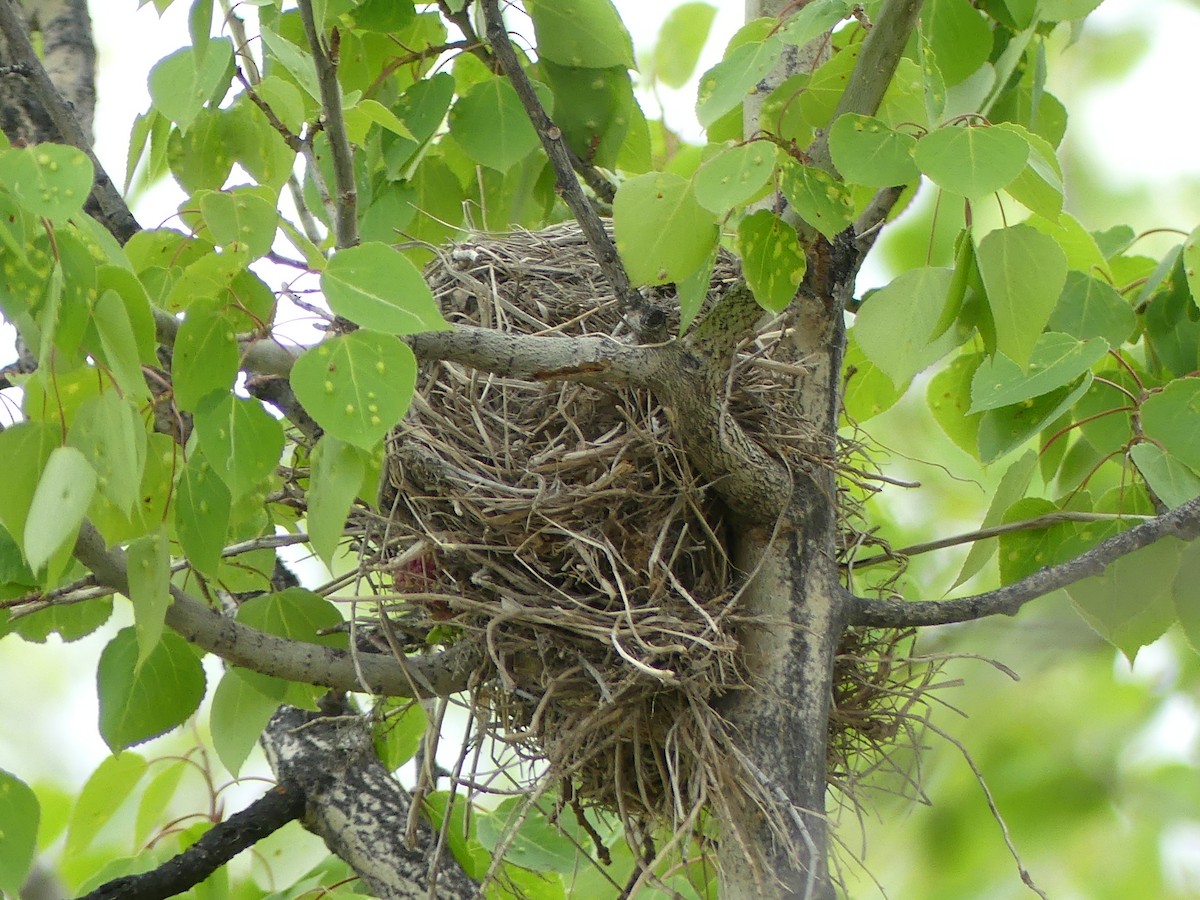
[927,352,983,457]
[134,758,188,846]
[1173,542,1200,655]
[290,332,417,450]
[67,391,146,515]
[1182,225,1200,311]
[920,0,993,86]
[308,435,367,567]
[93,289,151,401]
[24,447,96,572]
[0,769,38,897]
[852,267,953,388]
[975,224,1068,368]
[737,210,807,312]
[779,162,855,240]
[1068,538,1181,662]
[260,26,320,101]
[1040,0,1105,20]
[0,423,59,557]
[373,700,429,771]
[998,123,1064,220]
[1141,379,1200,470]
[477,797,581,873]
[172,300,239,412]
[913,125,1029,199]
[654,3,718,89]
[343,98,416,145]
[193,394,284,498]
[322,242,446,334]
[0,144,94,222]
[692,141,775,213]
[174,449,231,578]
[199,189,278,259]
[97,627,207,750]
[127,530,171,667]
[828,114,919,188]
[1130,444,1200,510]
[843,332,904,423]
[779,0,852,48]
[526,0,634,69]
[969,333,1107,413]
[65,752,146,857]
[696,37,784,127]
[613,172,718,285]
[210,668,280,776]
[148,38,234,132]
[236,587,346,646]
[448,77,541,173]
[953,451,1039,588]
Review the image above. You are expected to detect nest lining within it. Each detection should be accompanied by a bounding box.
[363,222,928,858]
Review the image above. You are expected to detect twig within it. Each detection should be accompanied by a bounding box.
[79,783,305,900]
[481,0,637,319]
[847,494,1200,626]
[72,519,480,697]
[298,0,358,248]
[0,0,140,242]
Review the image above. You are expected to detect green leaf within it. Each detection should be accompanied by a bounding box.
[954,451,1039,588]
[852,267,953,388]
[526,0,634,69]
[968,333,1107,413]
[692,141,776,213]
[236,587,346,646]
[322,242,446,334]
[68,390,146,515]
[172,300,239,412]
[148,38,234,133]
[65,752,147,857]
[613,172,718,286]
[779,161,855,240]
[448,77,540,173]
[696,36,784,127]
[260,25,321,102]
[843,332,904,423]
[210,667,280,777]
[913,125,1029,199]
[998,123,1064,220]
[828,114,919,188]
[127,530,171,667]
[198,189,278,259]
[779,0,852,48]
[654,3,718,88]
[1046,271,1136,346]
[134,758,188,846]
[93,289,151,401]
[978,376,1091,464]
[1130,444,1200,510]
[1027,212,1109,278]
[927,353,984,456]
[174,449,232,578]
[308,435,367,567]
[344,98,417,144]
[167,107,234,194]
[477,797,581,873]
[0,769,38,897]
[1039,0,1105,20]
[1141,379,1200,470]
[1068,538,1181,662]
[97,627,207,751]
[0,144,94,222]
[737,211,807,312]
[1174,542,1200,655]
[291,332,417,451]
[24,447,96,572]
[540,63,634,171]
[920,0,993,86]
[193,394,284,497]
[351,0,417,30]
[373,700,429,771]
[975,223,1068,369]
[1183,225,1200,311]
[676,249,715,333]
[0,423,56,555]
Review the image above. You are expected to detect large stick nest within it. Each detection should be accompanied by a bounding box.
[366,223,924,847]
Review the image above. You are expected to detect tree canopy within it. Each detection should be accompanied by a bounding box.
[1,0,1200,898]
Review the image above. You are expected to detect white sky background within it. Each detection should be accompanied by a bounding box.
[3,0,1197,794]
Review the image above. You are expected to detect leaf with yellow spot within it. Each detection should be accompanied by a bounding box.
[779,161,855,241]
[290,331,416,451]
[737,210,806,312]
[0,144,94,223]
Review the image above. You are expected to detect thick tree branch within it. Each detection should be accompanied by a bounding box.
[481,0,648,329]
[79,784,305,900]
[0,0,138,242]
[262,704,478,898]
[298,0,357,249]
[73,520,479,697]
[847,495,1200,627]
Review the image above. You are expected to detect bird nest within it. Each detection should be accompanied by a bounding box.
[365,222,927,860]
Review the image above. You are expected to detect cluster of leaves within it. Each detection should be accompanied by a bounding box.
[1,0,1198,896]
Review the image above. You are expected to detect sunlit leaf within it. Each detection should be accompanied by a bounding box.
[954,452,1039,587]
[828,114,920,188]
[373,699,429,771]
[613,172,718,285]
[913,125,1029,199]
[927,352,983,456]
[920,0,992,86]
[24,447,96,572]
[526,0,634,69]
[477,797,581,873]
[654,3,718,88]
[1182,225,1200,311]
[127,530,171,667]
[65,752,146,858]
[693,141,776,213]
[0,769,38,897]
[322,242,446,334]
[290,332,418,451]
[779,161,855,240]
[172,300,239,412]
[308,435,367,567]
[68,390,146,515]
[199,189,278,259]
[852,267,953,388]
[779,0,852,47]
[148,38,234,133]
[696,36,784,127]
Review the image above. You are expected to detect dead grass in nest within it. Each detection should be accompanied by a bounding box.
[361,222,935,871]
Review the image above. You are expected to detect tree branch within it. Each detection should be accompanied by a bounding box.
[73,520,480,697]
[298,0,357,249]
[262,704,478,898]
[79,783,305,900]
[0,0,139,242]
[481,0,650,330]
[847,495,1200,627]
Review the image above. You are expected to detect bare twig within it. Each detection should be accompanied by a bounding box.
[298,0,358,248]
[847,494,1200,627]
